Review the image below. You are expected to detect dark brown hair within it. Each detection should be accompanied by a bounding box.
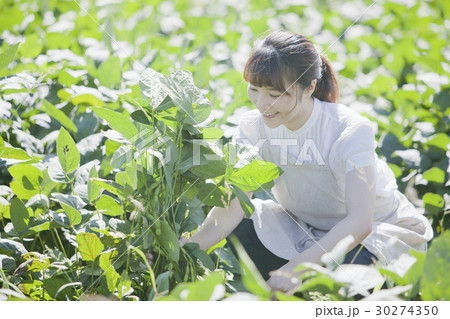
[243,30,339,103]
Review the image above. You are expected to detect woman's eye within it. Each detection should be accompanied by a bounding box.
[269,94,281,98]
[249,88,257,91]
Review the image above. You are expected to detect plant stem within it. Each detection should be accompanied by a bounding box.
[53,229,67,258]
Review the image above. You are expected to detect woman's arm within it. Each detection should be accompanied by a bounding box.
[268,165,376,291]
[180,191,253,251]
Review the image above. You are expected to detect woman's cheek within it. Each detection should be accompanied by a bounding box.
[247,91,257,105]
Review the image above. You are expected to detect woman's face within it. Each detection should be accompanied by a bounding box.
[247,80,307,129]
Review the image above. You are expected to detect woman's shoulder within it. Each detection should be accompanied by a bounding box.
[319,99,373,139]
[320,100,371,127]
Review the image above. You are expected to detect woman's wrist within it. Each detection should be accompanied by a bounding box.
[179,236,189,246]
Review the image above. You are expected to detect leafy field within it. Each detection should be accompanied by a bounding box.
[0,0,449,301]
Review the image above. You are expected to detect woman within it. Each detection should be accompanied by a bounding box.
[180,30,432,293]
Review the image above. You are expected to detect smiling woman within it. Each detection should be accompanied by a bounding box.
[246,81,313,131]
[183,30,433,294]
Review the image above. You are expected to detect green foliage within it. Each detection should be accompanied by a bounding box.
[0,0,448,301]
[57,127,80,174]
[76,233,104,262]
[41,100,77,133]
[421,231,450,300]
[10,197,30,233]
[98,56,121,89]
[0,43,20,71]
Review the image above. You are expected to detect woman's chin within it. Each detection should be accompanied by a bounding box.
[263,118,281,128]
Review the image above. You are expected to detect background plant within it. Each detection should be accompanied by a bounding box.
[0,0,449,301]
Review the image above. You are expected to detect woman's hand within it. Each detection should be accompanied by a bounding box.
[266,266,302,295]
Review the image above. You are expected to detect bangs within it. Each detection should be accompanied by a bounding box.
[243,46,289,93]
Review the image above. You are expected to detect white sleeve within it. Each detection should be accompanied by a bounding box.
[231,110,260,146]
[331,122,376,174]
[230,110,263,165]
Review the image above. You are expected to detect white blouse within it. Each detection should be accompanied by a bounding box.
[231,98,433,265]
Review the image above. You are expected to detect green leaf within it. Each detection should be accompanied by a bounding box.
[43,273,77,300]
[202,127,224,141]
[164,271,225,301]
[426,133,450,151]
[422,167,446,184]
[158,220,180,263]
[57,127,80,174]
[228,160,283,192]
[110,145,133,168]
[46,32,71,50]
[0,147,32,160]
[403,250,426,298]
[387,163,402,179]
[60,203,82,226]
[76,233,104,262]
[434,88,450,113]
[52,193,85,210]
[22,252,50,272]
[10,198,30,233]
[0,43,20,71]
[29,221,51,233]
[87,166,100,203]
[149,271,170,300]
[0,239,28,259]
[197,182,227,207]
[57,69,82,86]
[98,56,121,89]
[41,99,77,133]
[139,68,211,125]
[117,270,132,298]
[71,94,104,107]
[189,159,227,179]
[96,194,123,216]
[228,236,271,299]
[230,184,254,218]
[184,243,215,271]
[91,107,138,143]
[8,164,43,200]
[89,178,128,199]
[421,230,450,301]
[18,33,43,58]
[116,169,136,189]
[423,192,444,215]
[130,109,151,125]
[0,254,16,272]
[99,250,120,293]
[184,271,225,301]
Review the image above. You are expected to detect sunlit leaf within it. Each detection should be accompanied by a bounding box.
[96,194,123,216]
[10,198,30,233]
[228,160,283,192]
[41,99,77,133]
[98,56,121,89]
[421,230,450,300]
[0,43,20,71]
[57,127,80,174]
[76,233,104,262]
[91,107,138,143]
[0,147,32,160]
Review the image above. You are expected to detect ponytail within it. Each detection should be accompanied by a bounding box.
[313,54,339,103]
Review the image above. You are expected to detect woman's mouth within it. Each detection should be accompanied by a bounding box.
[263,112,279,119]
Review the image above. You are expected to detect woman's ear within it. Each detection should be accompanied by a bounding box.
[306,79,317,97]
